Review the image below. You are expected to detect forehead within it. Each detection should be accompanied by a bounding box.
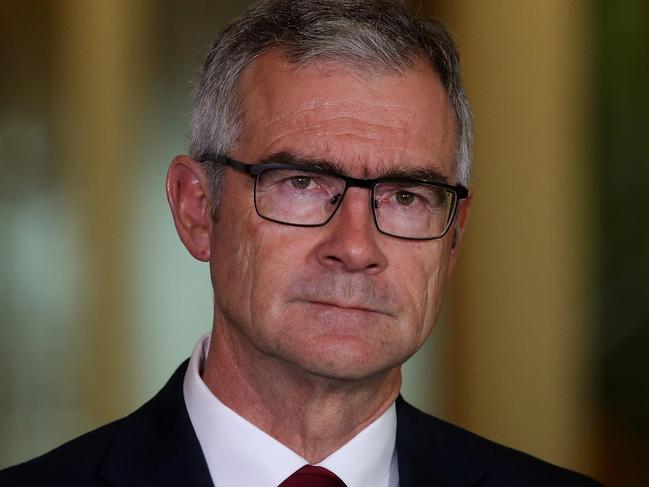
[234,50,457,179]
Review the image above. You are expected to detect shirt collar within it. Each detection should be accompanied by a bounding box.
[183,333,398,487]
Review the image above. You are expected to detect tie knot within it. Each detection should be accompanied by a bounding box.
[279,465,347,487]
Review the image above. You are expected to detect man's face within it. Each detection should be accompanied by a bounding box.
[209,51,463,381]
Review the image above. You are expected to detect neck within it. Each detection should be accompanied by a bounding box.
[202,323,401,463]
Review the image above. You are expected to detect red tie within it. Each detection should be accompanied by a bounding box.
[278,465,347,487]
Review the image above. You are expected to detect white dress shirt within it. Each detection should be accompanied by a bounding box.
[183,333,399,487]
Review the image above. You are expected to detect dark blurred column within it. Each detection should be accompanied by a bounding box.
[594,0,649,484]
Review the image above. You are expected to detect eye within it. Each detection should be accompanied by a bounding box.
[395,191,416,205]
[290,176,312,189]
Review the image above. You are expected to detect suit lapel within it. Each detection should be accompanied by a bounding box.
[95,365,488,486]
[99,361,213,487]
[396,430,447,487]
[396,397,488,487]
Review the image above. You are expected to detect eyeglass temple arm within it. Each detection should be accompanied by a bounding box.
[455,185,469,199]
[199,154,253,175]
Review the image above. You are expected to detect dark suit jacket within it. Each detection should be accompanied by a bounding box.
[0,361,601,486]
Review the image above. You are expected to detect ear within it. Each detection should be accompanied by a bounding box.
[166,155,212,262]
[447,188,473,276]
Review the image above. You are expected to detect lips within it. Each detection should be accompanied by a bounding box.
[303,300,393,317]
[284,273,399,318]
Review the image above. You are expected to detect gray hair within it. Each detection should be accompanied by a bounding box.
[190,0,472,212]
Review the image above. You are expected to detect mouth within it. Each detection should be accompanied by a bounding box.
[304,300,393,317]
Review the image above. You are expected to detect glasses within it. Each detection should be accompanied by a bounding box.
[200,154,469,241]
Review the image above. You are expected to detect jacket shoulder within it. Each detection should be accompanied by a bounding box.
[0,420,122,486]
[396,397,602,486]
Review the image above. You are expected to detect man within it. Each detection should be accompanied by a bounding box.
[0,0,600,486]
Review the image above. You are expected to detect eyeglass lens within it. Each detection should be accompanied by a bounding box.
[254,167,456,239]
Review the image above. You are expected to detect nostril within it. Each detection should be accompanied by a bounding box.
[325,255,344,266]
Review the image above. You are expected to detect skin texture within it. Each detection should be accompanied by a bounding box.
[166,50,471,462]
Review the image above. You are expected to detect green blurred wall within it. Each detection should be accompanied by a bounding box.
[594,0,649,484]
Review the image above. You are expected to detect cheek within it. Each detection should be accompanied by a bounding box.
[210,199,260,317]
[394,243,451,340]
[424,249,452,330]
[214,219,312,326]
[247,227,314,306]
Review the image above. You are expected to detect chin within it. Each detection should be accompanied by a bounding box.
[266,302,412,380]
[280,334,405,382]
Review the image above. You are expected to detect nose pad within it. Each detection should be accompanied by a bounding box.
[330,194,342,206]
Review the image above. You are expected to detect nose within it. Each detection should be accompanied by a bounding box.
[315,188,387,274]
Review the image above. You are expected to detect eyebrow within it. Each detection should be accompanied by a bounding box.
[258,151,450,184]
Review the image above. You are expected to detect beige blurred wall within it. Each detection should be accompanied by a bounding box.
[1,0,602,479]
[54,0,154,422]
[0,0,218,468]
[431,0,597,475]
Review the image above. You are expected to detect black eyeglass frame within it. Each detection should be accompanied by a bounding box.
[200,154,469,241]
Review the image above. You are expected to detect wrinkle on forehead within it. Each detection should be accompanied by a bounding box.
[234,49,457,179]
[250,122,454,180]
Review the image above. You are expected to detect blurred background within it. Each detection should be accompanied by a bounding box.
[1,0,647,484]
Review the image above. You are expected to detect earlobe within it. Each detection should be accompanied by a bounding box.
[166,156,212,262]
